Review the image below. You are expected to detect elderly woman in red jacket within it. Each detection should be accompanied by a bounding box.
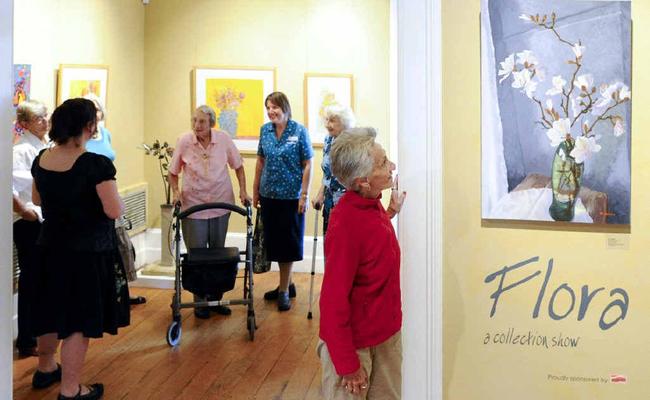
[318,128,406,399]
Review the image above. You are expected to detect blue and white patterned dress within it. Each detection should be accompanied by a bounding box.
[321,135,346,234]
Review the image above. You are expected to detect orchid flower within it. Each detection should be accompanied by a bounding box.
[572,43,585,59]
[546,118,571,147]
[498,54,516,84]
[516,50,538,69]
[570,136,601,164]
[519,14,532,22]
[546,75,567,96]
[613,118,625,137]
[574,74,594,92]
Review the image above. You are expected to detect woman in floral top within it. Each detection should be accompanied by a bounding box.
[312,105,356,234]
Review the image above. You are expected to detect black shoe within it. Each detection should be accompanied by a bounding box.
[32,363,62,389]
[264,283,297,300]
[194,307,210,319]
[58,383,104,400]
[129,296,146,305]
[278,291,291,312]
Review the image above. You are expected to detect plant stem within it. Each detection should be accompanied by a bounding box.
[533,97,553,128]
[583,100,624,136]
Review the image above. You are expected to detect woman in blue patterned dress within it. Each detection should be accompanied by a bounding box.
[311,105,356,234]
[252,92,314,311]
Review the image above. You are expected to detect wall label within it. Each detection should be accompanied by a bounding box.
[484,256,629,330]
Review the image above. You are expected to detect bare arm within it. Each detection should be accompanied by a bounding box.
[168,173,180,204]
[252,156,265,208]
[298,159,312,214]
[234,165,251,206]
[96,180,124,219]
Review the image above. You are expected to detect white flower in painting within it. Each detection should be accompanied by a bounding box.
[498,54,516,84]
[571,96,583,118]
[519,14,532,22]
[619,85,631,101]
[512,69,538,98]
[574,74,594,92]
[516,50,538,68]
[591,82,625,115]
[613,118,625,137]
[545,75,567,96]
[570,136,601,164]
[523,79,538,98]
[572,43,586,59]
[592,96,613,115]
[535,67,546,82]
[546,118,571,147]
[546,98,554,111]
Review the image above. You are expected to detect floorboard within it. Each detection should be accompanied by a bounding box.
[13,272,324,400]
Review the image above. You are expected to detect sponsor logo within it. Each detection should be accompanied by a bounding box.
[610,374,627,384]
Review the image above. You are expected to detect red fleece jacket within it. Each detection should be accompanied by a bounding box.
[319,191,402,375]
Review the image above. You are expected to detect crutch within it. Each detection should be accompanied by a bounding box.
[307,207,320,319]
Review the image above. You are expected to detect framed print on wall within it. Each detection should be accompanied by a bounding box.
[192,66,276,153]
[304,73,354,146]
[57,64,109,108]
[481,0,631,225]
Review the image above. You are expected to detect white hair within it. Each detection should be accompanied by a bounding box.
[16,100,47,123]
[324,105,356,130]
[330,129,377,190]
[195,105,217,127]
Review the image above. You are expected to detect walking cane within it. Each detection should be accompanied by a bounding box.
[307,207,320,319]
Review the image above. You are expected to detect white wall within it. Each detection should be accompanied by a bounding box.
[0,0,14,396]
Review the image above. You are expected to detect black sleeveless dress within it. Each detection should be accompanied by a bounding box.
[31,150,130,339]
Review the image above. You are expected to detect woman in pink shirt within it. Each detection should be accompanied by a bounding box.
[319,128,406,399]
[168,105,251,319]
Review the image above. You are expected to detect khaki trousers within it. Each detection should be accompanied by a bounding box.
[318,331,402,400]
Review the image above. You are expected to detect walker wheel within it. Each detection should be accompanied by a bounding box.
[166,321,182,347]
[247,316,256,341]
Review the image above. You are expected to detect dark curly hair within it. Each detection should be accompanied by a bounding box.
[49,98,97,145]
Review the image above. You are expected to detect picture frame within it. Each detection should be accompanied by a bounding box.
[303,73,354,146]
[57,64,109,109]
[13,64,31,108]
[192,66,276,153]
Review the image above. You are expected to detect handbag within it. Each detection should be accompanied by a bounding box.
[253,208,271,274]
[115,223,137,282]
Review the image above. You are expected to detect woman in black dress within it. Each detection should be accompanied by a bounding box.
[30,98,129,400]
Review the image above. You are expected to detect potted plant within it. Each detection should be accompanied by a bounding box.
[141,140,175,267]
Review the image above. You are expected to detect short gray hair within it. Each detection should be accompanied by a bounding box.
[330,129,377,190]
[195,105,216,127]
[324,105,356,130]
[16,100,47,124]
[83,92,106,120]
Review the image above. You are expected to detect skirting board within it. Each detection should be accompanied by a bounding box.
[130,228,325,290]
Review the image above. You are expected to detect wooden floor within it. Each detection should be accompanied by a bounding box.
[13,272,325,400]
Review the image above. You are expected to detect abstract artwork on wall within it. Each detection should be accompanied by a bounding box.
[193,67,276,152]
[481,0,631,225]
[304,73,354,146]
[57,65,109,111]
[13,64,31,107]
[12,64,31,142]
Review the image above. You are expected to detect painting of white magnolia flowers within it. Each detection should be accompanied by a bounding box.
[481,0,631,225]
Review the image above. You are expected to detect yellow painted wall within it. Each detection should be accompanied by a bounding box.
[13,0,146,190]
[143,0,390,232]
[443,1,650,399]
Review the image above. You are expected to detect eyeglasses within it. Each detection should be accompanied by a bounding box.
[31,115,48,123]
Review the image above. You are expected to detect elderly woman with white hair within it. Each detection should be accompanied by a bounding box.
[168,105,251,319]
[318,129,406,399]
[312,105,356,234]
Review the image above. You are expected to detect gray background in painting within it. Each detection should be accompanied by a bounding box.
[489,0,631,224]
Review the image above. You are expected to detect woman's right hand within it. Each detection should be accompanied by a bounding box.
[252,192,260,209]
[341,367,369,396]
[312,192,324,211]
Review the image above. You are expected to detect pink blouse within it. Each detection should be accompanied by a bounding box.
[169,129,243,219]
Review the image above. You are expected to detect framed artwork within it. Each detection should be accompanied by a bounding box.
[13,64,31,107]
[57,65,109,108]
[481,0,631,225]
[192,66,276,152]
[304,73,354,146]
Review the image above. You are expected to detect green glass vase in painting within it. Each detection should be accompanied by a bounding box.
[549,138,583,222]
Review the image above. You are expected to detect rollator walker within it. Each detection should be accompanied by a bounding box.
[166,202,256,346]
